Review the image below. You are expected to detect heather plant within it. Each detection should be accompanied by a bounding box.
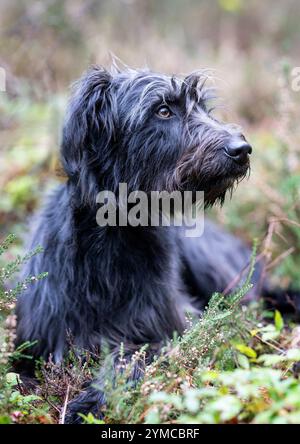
[1,236,300,424]
[80,242,300,424]
[0,234,49,424]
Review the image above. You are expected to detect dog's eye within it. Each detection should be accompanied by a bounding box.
[156,105,173,119]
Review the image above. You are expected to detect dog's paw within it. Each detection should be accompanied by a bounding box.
[64,390,105,424]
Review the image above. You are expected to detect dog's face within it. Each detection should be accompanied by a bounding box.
[62,66,251,206]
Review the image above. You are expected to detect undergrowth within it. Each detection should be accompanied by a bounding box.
[1,237,300,424]
[0,234,49,424]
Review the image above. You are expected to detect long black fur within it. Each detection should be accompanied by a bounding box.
[15,65,300,422]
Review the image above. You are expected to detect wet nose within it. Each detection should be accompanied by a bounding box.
[224,137,252,165]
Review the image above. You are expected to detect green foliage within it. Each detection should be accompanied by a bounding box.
[156,367,300,424]
[98,295,300,424]
[79,413,105,424]
[0,234,47,307]
[0,372,42,424]
[1,238,300,425]
[73,244,300,425]
[0,235,50,423]
[274,310,284,332]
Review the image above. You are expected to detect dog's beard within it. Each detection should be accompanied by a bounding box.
[166,145,250,207]
[200,162,249,207]
[201,176,240,207]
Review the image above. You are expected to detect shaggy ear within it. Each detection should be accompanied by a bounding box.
[61,66,115,202]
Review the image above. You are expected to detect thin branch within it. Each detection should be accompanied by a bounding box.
[266,247,295,271]
[60,384,70,424]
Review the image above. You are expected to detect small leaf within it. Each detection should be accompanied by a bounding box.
[260,324,280,341]
[79,412,105,424]
[234,344,257,359]
[145,409,161,424]
[274,310,284,332]
[261,331,280,341]
[208,395,242,421]
[286,348,300,361]
[237,353,250,369]
[5,372,20,386]
[0,416,11,424]
[257,354,284,366]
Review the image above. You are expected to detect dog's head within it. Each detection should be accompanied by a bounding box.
[62,66,251,206]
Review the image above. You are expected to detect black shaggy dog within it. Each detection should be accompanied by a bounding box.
[16,65,300,422]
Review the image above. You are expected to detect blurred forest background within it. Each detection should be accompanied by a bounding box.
[0,0,300,288]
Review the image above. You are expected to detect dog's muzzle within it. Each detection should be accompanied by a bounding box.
[224,136,252,166]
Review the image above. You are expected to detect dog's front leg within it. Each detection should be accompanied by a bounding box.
[64,383,106,424]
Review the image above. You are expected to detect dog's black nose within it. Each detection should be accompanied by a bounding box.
[225,137,252,165]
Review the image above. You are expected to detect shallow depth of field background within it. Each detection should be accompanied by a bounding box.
[0,0,300,287]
